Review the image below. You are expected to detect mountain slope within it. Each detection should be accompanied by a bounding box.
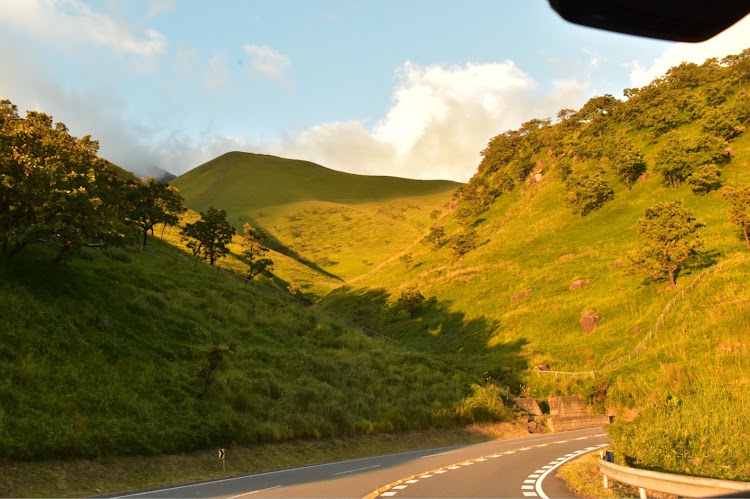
[171,152,460,292]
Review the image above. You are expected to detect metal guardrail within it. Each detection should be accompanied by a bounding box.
[599,459,750,498]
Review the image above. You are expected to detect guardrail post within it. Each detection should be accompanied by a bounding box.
[638,487,647,499]
[603,475,609,489]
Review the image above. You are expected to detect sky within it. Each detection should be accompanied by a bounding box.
[0,1,748,182]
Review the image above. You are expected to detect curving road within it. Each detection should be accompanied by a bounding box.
[115,427,608,499]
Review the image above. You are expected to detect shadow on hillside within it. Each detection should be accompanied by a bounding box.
[323,286,529,388]
[233,215,344,283]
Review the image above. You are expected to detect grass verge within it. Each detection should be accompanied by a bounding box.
[0,423,525,498]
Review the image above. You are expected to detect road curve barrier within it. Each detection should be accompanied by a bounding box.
[599,459,750,498]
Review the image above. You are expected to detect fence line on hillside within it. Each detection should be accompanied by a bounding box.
[536,257,738,380]
[138,245,475,379]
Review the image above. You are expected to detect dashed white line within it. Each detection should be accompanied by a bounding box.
[332,464,381,476]
[522,485,535,490]
[405,480,419,484]
[392,485,407,490]
[381,492,397,497]
[227,485,281,498]
[524,479,536,484]
[523,492,539,497]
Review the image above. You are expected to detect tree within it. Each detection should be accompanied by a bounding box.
[654,132,728,188]
[399,252,413,270]
[721,185,750,249]
[399,287,425,318]
[611,141,647,189]
[240,222,273,278]
[628,201,705,288]
[425,225,447,249]
[429,209,441,223]
[0,100,134,262]
[564,171,614,216]
[180,206,236,266]
[687,164,722,195]
[125,177,186,246]
[450,229,478,258]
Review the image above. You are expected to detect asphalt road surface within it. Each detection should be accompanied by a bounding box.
[115,427,608,499]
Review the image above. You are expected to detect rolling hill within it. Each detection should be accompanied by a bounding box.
[171,152,461,295]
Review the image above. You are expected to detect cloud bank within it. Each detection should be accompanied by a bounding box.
[274,60,588,181]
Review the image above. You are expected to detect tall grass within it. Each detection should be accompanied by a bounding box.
[0,243,513,461]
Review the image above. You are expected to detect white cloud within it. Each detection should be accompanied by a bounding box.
[205,53,229,90]
[629,14,750,88]
[274,60,589,181]
[0,0,167,57]
[147,0,175,18]
[243,44,291,81]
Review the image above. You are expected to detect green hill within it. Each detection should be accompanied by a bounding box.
[0,240,510,464]
[310,51,750,480]
[171,153,460,292]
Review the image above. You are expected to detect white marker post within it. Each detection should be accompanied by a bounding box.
[219,448,226,473]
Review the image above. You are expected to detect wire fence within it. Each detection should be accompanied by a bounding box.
[138,245,475,380]
[535,256,747,380]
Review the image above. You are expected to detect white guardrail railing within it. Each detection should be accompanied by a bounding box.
[599,459,750,498]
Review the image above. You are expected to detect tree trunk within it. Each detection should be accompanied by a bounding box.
[667,262,676,288]
[54,241,73,263]
[142,228,149,246]
[744,224,749,249]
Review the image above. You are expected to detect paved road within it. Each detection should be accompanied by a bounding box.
[115,427,608,499]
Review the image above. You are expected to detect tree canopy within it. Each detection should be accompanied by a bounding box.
[125,177,186,246]
[180,206,236,266]
[0,100,135,262]
[721,185,750,249]
[628,201,705,288]
[240,223,273,278]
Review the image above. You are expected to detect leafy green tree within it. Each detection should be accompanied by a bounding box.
[126,177,186,246]
[0,100,134,262]
[611,141,647,189]
[721,185,750,249]
[180,206,236,266]
[564,171,614,216]
[429,209,441,222]
[241,223,273,278]
[654,132,728,188]
[687,164,722,195]
[399,252,413,270]
[450,229,478,258]
[399,287,425,318]
[628,201,705,288]
[425,225,447,249]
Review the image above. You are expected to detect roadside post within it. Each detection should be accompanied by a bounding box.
[219,448,226,472]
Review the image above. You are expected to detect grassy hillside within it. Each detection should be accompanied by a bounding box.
[0,241,513,462]
[311,52,750,479]
[171,152,460,290]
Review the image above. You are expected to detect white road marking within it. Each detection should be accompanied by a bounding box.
[448,466,461,470]
[381,492,397,497]
[393,485,407,489]
[535,444,609,499]
[522,485,535,490]
[227,485,281,498]
[332,464,381,476]
[460,462,474,466]
[523,492,539,497]
[419,449,460,459]
[434,470,447,474]
[532,471,544,475]
[524,479,536,484]
[419,474,433,478]
[537,443,548,447]
[405,480,419,484]
[474,458,487,462]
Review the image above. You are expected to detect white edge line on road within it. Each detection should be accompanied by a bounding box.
[535,444,608,499]
[227,485,281,499]
[332,464,381,476]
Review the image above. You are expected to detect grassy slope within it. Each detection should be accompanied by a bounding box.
[320,132,748,382]
[171,152,460,291]
[0,240,515,464]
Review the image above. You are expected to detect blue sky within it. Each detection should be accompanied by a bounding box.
[0,1,748,181]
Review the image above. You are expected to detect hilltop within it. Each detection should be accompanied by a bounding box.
[171,152,460,294]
